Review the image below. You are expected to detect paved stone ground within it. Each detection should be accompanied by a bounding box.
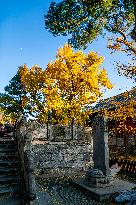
[36,179,109,205]
[37,191,59,205]
[36,172,136,205]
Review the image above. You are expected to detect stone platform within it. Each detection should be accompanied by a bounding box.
[72,177,136,201]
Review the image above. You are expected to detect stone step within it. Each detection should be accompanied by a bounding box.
[0,144,16,149]
[0,176,20,184]
[0,139,15,144]
[1,136,15,140]
[0,153,17,160]
[0,184,21,195]
[0,130,22,204]
[0,164,19,169]
[0,140,14,143]
[0,160,19,164]
[0,167,19,175]
[0,133,14,137]
[0,154,18,161]
[0,151,17,155]
[0,142,15,146]
[0,197,22,205]
[0,173,19,178]
[0,130,14,135]
[0,136,14,140]
[0,157,18,162]
[0,130,14,134]
[0,161,19,168]
[0,148,17,153]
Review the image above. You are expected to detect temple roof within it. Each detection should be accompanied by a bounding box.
[95,87,136,111]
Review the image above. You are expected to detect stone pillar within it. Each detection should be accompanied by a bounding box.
[92,114,110,176]
[85,114,111,187]
[47,111,53,140]
[71,118,77,140]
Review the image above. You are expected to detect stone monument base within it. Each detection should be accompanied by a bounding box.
[72,177,136,201]
[84,168,112,188]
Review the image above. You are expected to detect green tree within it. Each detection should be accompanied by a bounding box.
[0,70,30,120]
[44,0,136,80]
[44,0,136,49]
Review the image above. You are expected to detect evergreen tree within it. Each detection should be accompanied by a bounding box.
[0,70,30,120]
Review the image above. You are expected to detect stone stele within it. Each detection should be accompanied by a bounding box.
[72,114,135,201]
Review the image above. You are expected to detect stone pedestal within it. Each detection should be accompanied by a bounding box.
[84,169,112,188]
[72,178,135,201]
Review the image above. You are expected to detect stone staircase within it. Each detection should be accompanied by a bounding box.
[0,127,23,205]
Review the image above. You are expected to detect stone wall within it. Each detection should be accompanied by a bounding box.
[33,141,93,177]
[15,117,37,204]
[17,121,93,178]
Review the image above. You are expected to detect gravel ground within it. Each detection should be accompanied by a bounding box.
[36,172,136,205]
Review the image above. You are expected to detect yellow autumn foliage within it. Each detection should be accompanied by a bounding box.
[0,108,15,124]
[105,97,136,135]
[19,44,113,124]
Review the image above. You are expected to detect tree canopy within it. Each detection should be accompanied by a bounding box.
[45,0,136,80]
[18,65,47,121]
[19,44,113,124]
[0,70,29,121]
[45,0,135,49]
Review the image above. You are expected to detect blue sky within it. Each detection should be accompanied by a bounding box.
[0,0,135,99]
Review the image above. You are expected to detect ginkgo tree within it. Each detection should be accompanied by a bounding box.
[18,65,48,122]
[19,44,113,125]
